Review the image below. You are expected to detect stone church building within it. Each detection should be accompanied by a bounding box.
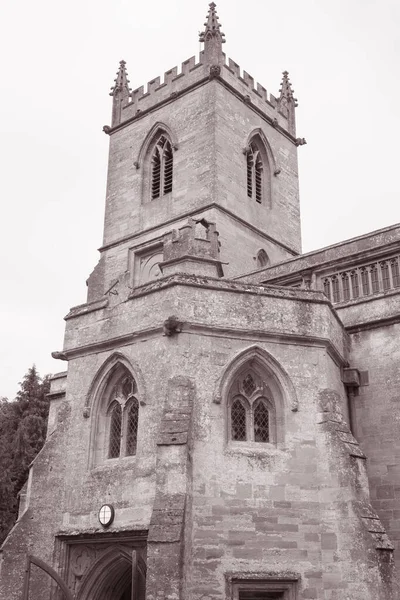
[1,4,399,599]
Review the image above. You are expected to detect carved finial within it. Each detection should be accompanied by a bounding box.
[110,60,131,98]
[110,60,131,127]
[279,71,298,107]
[278,71,298,137]
[199,3,225,65]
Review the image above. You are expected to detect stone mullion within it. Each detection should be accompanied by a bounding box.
[390,256,400,287]
[337,273,344,303]
[348,271,354,301]
[377,260,384,292]
[367,266,374,296]
[387,260,394,290]
[248,399,254,442]
[359,268,365,298]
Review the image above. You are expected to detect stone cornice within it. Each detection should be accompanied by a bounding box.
[346,314,400,334]
[65,298,109,320]
[61,321,346,367]
[65,273,345,331]
[126,272,327,301]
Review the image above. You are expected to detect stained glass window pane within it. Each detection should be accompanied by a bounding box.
[126,399,139,456]
[360,269,369,296]
[122,376,134,399]
[342,274,350,301]
[370,266,379,293]
[381,262,390,291]
[254,401,270,443]
[351,272,359,298]
[242,374,256,397]
[323,279,331,300]
[109,403,122,458]
[231,399,247,441]
[391,260,400,287]
[331,277,340,303]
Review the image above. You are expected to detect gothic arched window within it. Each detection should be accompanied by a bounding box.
[245,131,274,206]
[256,249,270,268]
[151,134,173,200]
[228,369,275,444]
[105,373,139,460]
[247,142,263,203]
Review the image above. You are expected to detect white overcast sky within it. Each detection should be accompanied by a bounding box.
[1,0,399,400]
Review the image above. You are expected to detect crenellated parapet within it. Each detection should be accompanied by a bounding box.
[121,54,206,124]
[106,52,297,138]
[160,217,224,278]
[105,4,299,137]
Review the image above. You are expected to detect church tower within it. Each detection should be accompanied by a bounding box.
[88,1,302,306]
[0,5,396,600]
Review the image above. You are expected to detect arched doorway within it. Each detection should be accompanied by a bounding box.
[77,547,146,600]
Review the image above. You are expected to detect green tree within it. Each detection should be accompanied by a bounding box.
[0,366,51,544]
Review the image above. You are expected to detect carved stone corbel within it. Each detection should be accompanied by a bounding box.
[163,315,183,337]
[209,65,221,79]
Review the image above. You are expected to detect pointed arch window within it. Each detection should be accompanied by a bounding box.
[101,372,140,460]
[247,142,263,203]
[228,369,275,444]
[256,249,270,268]
[151,134,173,200]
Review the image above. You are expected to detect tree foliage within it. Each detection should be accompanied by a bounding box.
[0,366,50,544]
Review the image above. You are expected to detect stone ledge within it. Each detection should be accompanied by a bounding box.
[128,272,329,304]
[65,298,108,320]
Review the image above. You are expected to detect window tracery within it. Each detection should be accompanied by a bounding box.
[228,369,275,444]
[104,373,139,460]
[151,134,173,200]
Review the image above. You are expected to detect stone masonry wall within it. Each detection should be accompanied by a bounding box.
[1,279,396,598]
[349,323,400,573]
[179,338,393,600]
[102,83,216,248]
[95,76,301,304]
[87,204,295,304]
[215,84,301,255]
[0,400,71,600]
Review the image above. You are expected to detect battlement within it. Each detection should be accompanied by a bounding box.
[110,52,294,136]
[119,53,206,123]
[107,4,298,134]
[160,217,223,278]
[223,57,277,107]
